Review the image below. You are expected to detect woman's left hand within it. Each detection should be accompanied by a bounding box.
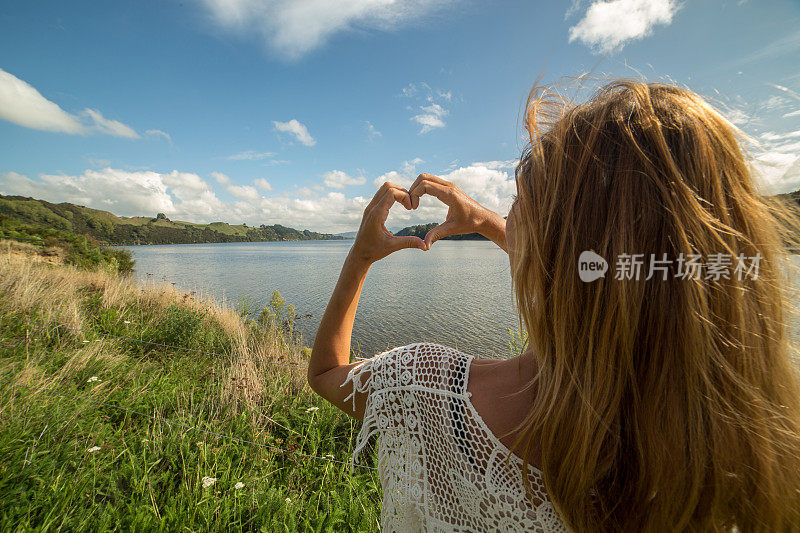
[349,181,427,265]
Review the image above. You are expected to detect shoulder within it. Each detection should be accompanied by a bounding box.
[345,342,473,396]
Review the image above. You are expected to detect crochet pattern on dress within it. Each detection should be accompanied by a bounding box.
[342,342,569,532]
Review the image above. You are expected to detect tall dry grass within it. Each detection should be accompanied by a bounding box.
[0,248,309,419]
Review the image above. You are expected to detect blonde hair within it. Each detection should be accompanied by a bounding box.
[511,80,800,531]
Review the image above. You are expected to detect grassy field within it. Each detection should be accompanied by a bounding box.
[0,243,381,531]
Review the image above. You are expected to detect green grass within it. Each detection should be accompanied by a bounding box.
[0,216,134,274]
[0,251,381,531]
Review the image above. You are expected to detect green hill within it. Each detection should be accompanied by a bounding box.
[395,222,487,241]
[0,194,343,245]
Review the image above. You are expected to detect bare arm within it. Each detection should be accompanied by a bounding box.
[308,175,506,419]
[307,182,425,419]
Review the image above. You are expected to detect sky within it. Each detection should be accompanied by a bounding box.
[0,0,799,234]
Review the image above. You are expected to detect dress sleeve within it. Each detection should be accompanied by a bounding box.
[341,343,420,465]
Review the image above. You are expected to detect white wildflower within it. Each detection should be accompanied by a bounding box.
[285,497,291,503]
[87,446,101,453]
[234,482,245,490]
[82,340,90,344]
[86,376,101,383]
[123,320,131,324]
[305,406,319,413]
[201,476,217,488]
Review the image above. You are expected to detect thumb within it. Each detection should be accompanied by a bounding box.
[424,221,457,248]
[390,235,427,252]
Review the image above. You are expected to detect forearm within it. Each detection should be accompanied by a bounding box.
[478,210,507,252]
[306,182,423,418]
[308,253,370,382]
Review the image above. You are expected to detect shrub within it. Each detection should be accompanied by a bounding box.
[0,217,135,274]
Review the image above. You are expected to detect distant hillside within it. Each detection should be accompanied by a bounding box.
[0,194,343,245]
[395,222,488,241]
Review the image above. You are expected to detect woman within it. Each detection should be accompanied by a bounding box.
[308,81,800,531]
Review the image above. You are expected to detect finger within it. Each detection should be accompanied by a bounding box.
[366,181,400,211]
[375,187,413,215]
[414,172,449,186]
[407,174,430,209]
[389,235,427,252]
[408,179,454,207]
[424,220,458,248]
[408,174,448,209]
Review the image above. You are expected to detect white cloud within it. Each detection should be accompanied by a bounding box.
[761,95,790,112]
[373,158,424,187]
[273,119,316,146]
[719,105,750,127]
[211,171,231,185]
[0,168,222,220]
[400,83,422,98]
[785,109,800,118]
[364,120,381,140]
[322,170,366,189]
[0,159,517,234]
[713,88,800,193]
[749,129,800,192]
[439,163,517,214]
[84,108,140,139]
[198,0,455,60]
[146,129,172,143]
[568,0,680,54]
[412,103,448,134]
[751,151,800,192]
[226,184,261,200]
[227,150,276,160]
[472,159,518,171]
[254,178,272,192]
[565,0,582,19]
[0,167,363,230]
[0,68,85,134]
[760,130,800,143]
[0,67,139,138]
[86,156,111,168]
[402,83,453,134]
[724,105,798,192]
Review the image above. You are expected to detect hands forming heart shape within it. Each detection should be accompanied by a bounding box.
[349,173,495,265]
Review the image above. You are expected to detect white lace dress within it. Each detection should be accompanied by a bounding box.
[343,342,569,532]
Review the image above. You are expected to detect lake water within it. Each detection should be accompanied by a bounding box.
[125,240,519,358]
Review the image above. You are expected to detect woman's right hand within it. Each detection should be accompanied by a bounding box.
[408,173,507,251]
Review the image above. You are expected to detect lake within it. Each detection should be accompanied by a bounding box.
[126,240,519,358]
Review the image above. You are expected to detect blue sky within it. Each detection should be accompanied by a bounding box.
[1,0,798,233]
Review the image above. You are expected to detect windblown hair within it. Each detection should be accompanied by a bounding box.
[510,80,800,531]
